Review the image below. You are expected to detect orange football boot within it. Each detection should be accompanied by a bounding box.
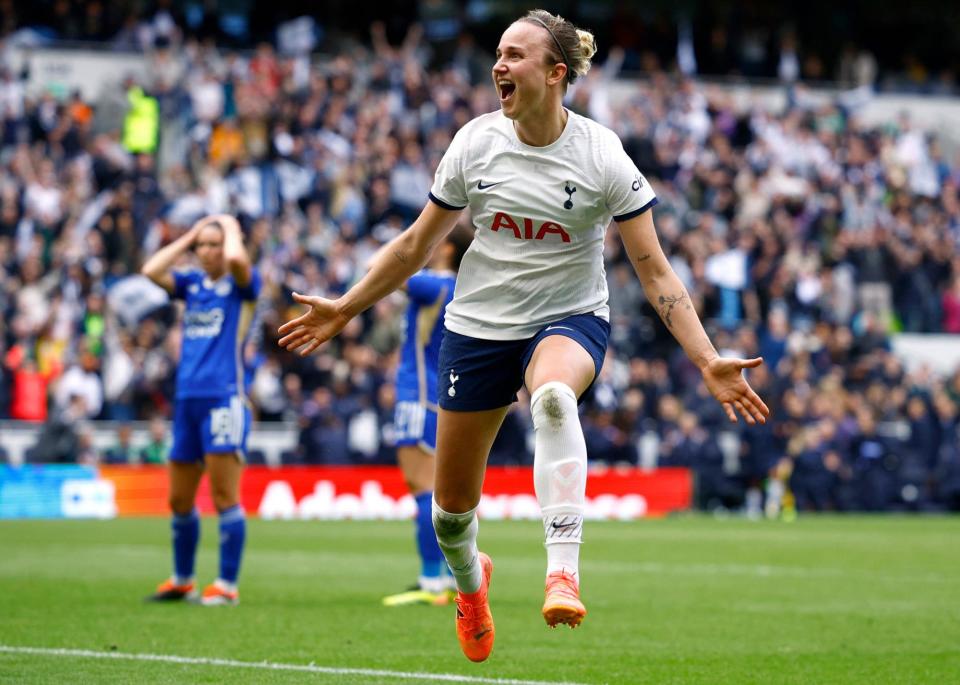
[454,552,494,662]
[200,581,239,606]
[542,570,586,628]
[145,578,196,602]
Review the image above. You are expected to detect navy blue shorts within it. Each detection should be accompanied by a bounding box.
[437,313,610,412]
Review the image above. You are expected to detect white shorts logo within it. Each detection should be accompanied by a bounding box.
[394,401,426,440]
[448,370,459,397]
[210,407,233,445]
[210,396,245,446]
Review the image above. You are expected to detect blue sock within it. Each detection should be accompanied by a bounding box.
[415,492,445,579]
[172,508,200,582]
[218,505,246,584]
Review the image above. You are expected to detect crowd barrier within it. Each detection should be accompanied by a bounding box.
[0,465,692,520]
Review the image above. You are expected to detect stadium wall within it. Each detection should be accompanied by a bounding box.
[890,335,960,375]
[10,47,149,102]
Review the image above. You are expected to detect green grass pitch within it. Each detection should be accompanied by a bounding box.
[1,516,958,684]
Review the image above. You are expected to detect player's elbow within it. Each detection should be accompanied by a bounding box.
[409,224,443,265]
[636,259,671,289]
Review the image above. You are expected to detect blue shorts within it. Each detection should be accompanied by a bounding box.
[393,400,438,453]
[437,313,610,412]
[170,395,252,463]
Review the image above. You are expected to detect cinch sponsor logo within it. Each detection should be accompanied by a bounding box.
[257,479,648,520]
[183,308,224,338]
[490,212,571,243]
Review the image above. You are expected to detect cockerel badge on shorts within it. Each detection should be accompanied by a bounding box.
[448,370,459,397]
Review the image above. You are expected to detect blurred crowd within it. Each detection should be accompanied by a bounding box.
[1,1,958,94]
[0,15,959,513]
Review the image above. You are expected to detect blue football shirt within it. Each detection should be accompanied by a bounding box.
[396,269,456,407]
[172,268,261,399]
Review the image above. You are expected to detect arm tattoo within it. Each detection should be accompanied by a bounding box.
[657,291,692,329]
[392,250,408,264]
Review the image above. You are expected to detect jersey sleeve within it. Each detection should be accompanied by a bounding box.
[428,128,468,210]
[236,268,262,301]
[406,270,449,304]
[171,270,197,300]
[603,134,658,222]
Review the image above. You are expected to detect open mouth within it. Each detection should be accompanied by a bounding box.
[498,81,516,101]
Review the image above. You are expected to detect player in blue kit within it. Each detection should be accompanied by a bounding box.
[379,230,471,607]
[142,214,260,606]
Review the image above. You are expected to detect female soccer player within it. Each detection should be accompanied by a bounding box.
[143,214,261,606]
[279,9,768,661]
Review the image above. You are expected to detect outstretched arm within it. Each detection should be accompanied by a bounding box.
[278,201,462,355]
[365,240,409,292]
[617,211,769,425]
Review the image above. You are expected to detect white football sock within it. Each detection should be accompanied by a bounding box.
[214,578,237,593]
[431,499,482,593]
[418,576,448,593]
[531,381,587,582]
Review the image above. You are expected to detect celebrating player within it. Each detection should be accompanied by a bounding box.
[379,230,471,607]
[279,9,768,662]
[143,214,261,606]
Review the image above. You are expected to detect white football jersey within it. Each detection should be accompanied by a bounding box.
[430,109,657,340]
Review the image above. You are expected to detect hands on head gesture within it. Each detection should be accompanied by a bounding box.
[277,293,350,356]
[701,357,770,425]
[190,213,240,236]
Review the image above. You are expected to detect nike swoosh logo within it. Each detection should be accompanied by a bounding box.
[477,180,503,190]
[474,628,492,640]
[544,325,575,332]
[551,521,577,529]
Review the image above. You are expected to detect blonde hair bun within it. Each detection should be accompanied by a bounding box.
[576,29,597,64]
[521,10,597,86]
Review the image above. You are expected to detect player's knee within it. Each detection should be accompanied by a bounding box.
[531,382,578,431]
[211,490,238,512]
[432,491,476,517]
[208,478,239,511]
[406,472,435,495]
[432,498,475,540]
[169,494,195,515]
[403,475,422,494]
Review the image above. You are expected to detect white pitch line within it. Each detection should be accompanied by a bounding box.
[0,645,596,685]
